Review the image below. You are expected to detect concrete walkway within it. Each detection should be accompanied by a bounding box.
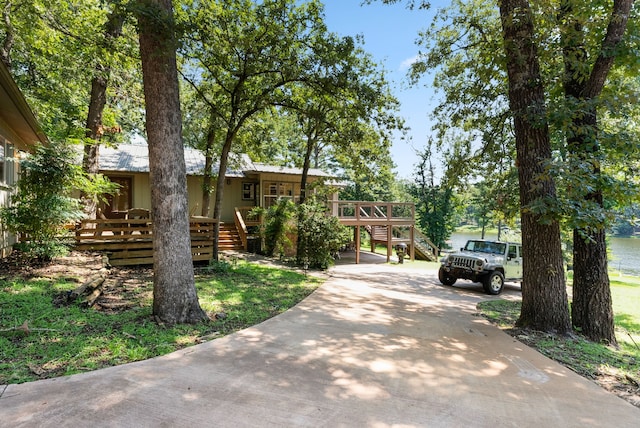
[1,254,638,427]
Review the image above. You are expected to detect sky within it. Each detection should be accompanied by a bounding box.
[321,1,445,180]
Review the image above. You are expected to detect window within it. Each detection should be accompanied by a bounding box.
[0,138,15,186]
[242,182,256,201]
[264,181,297,208]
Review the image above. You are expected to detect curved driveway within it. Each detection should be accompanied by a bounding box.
[1,254,638,427]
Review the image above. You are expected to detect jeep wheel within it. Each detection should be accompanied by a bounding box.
[438,267,457,286]
[483,271,504,295]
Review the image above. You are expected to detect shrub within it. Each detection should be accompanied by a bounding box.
[260,199,297,258]
[296,197,350,270]
[0,142,84,260]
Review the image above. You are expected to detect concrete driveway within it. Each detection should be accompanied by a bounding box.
[1,255,638,427]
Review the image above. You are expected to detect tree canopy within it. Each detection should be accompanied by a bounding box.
[1,0,142,142]
[381,0,639,339]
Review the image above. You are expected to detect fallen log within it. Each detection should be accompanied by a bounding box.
[83,285,104,308]
[53,268,109,306]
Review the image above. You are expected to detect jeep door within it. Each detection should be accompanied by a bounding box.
[504,244,522,280]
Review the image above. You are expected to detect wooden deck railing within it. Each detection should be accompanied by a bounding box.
[235,206,261,227]
[234,208,249,250]
[74,217,217,266]
[331,201,415,226]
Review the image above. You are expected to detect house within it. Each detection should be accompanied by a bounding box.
[94,144,440,264]
[97,143,340,223]
[0,61,48,257]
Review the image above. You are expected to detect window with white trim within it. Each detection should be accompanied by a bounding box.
[0,137,14,186]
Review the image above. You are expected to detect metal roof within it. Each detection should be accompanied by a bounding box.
[99,144,248,177]
[246,163,332,178]
[99,144,334,179]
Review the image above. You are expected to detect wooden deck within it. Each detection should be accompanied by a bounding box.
[329,201,416,263]
[73,201,438,266]
[330,201,439,263]
[74,217,217,266]
[331,201,414,226]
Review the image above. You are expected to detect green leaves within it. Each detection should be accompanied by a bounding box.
[3,0,142,142]
[0,141,85,259]
[410,0,640,232]
[177,0,401,197]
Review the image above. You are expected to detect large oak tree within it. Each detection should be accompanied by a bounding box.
[179,0,402,259]
[379,0,639,340]
[136,0,207,324]
[498,0,571,332]
[558,0,634,344]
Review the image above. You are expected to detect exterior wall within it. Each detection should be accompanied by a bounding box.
[105,171,336,224]
[100,172,151,217]
[0,62,48,258]
[258,173,303,208]
[131,173,151,209]
[186,176,255,222]
[119,174,253,222]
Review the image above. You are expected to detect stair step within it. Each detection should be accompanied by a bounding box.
[218,223,243,250]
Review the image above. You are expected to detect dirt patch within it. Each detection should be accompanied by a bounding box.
[1,250,153,313]
[596,367,640,408]
[95,266,154,313]
[0,250,106,282]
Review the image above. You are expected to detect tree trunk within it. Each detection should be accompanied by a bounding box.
[498,0,571,334]
[212,134,234,261]
[572,228,616,342]
[137,0,207,324]
[1,1,14,67]
[200,125,217,217]
[299,135,315,205]
[295,132,316,263]
[81,10,125,218]
[82,75,107,218]
[559,0,632,345]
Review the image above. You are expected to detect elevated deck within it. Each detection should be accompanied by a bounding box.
[331,201,438,264]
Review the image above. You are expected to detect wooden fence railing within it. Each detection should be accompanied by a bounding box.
[330,201,415,226]
[74,217,217,266]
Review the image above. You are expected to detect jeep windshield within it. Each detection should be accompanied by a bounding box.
[463,240,506,255]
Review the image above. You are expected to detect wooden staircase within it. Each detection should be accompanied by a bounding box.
[366,225,439,262]
[219,222,243,251]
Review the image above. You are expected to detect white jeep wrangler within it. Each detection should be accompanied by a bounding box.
[438,239,522,295]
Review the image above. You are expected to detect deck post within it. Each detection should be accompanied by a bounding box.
[410,226,415,261]
[355,226,361,264]
[370,226,375,253]
[386,224,392,262]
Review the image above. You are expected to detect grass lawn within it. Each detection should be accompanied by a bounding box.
[0,260,321,384]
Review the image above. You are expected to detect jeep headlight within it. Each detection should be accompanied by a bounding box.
[475,259,483,269]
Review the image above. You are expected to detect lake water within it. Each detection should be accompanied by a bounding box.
[449,232,640,277]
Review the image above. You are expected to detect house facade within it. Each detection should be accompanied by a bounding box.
[0,62,47,257]
[98,143,340,222]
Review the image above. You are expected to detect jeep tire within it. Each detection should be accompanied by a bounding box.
[483,271,504,295]
[438,267,457,286]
